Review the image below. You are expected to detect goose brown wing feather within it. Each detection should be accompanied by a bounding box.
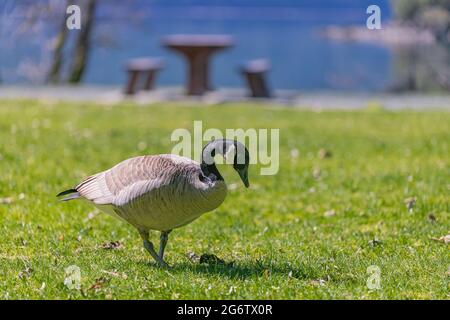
[75,155,189,205]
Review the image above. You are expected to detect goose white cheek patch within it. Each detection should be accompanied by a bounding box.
[223,144,236,165]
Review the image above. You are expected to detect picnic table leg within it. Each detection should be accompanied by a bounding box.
[244,73,270,98]
[201,54,212,91]
[186,51,210,95]
[125,70,140,95]
[143,70,157,91]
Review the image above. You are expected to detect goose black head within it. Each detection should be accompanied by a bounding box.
[201,139,250,188]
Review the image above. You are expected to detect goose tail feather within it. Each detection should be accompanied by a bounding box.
[56,188,80,201]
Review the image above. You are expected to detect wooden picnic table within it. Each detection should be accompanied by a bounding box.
[162,34,234,95]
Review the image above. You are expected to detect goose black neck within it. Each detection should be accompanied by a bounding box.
[200,160,224,182]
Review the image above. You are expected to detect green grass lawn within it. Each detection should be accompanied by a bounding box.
[0,99,448,299]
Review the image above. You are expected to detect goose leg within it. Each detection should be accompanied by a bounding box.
[139,230,170,268]
[158,230,172,260]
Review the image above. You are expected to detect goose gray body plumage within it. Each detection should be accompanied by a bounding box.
[74,154,227,232]
[58,139,250,267]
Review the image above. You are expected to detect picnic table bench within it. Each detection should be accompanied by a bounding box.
[124,57,164,95]
[240,59,271,98]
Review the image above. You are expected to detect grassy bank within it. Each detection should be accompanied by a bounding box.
[0,100,448,299]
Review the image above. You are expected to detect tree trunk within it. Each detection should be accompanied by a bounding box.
[68,0,97,84]
[47,0,70,83]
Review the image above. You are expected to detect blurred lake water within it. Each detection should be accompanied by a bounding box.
[1,0,448,92]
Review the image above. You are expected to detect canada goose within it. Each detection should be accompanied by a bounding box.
[57,139,250,267]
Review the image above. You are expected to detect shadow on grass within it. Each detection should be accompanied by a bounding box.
[172,262,315,280]
[140,256,320,281]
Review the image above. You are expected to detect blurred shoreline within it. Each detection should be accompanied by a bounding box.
[321,22,435,47]
[1,85,448,110]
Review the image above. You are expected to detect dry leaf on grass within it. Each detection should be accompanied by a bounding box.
[427,213,437,222]
[290,148,300,159]
[18,267,33,279]
[324,209,336,217]
[404,197,416,211]
[0,193,25,205]
[186,251,200,263]
[101,270,128,279]
[318,148,332,159]
[368,238,382,247]
[430,235,450,244]
[137,141,147,151]
[0,197,14,204]
[88,277,109,291]
[99,241,123,250]
[312,167,321,179]
[83,209,100,222]
[227,286,237,295]
[309,279,326,286]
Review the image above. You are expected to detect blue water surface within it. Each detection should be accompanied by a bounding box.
[1,0,392,91]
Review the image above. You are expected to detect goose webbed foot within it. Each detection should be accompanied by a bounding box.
[158,230,172,260]
[139,230,170,268]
